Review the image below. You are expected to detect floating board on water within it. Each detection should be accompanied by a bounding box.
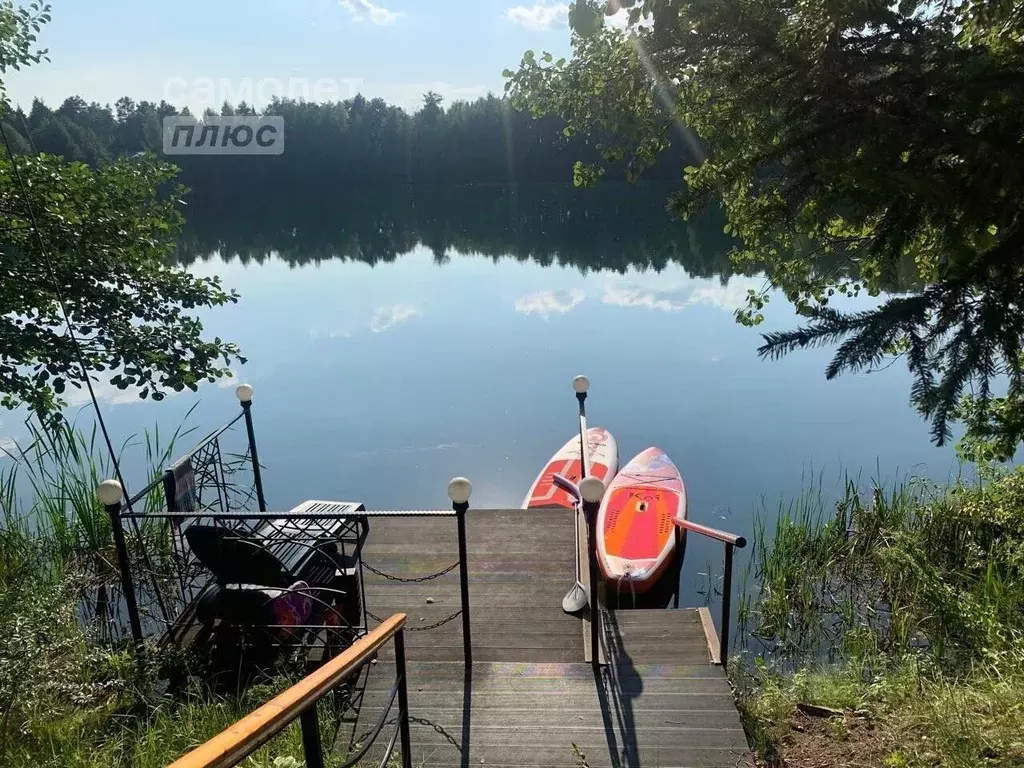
[597,447,686,592]
[522,427,618,509]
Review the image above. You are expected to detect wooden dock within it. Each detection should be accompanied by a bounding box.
[340,508,752,767]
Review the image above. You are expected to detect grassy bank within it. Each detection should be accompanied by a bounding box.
[0,418,353,767]
[734,470,1024,767]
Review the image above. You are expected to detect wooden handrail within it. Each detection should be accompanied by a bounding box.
[673,518,747,548]
[167,613,408,768]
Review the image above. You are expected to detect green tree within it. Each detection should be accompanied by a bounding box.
[507,0,1024,452]
[1,4,243,423]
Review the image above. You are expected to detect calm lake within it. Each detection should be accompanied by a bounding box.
[13,184,964,600]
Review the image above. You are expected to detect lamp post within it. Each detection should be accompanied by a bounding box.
[448,476,473,667]
[235,383,267,513]
[98,479,144,646]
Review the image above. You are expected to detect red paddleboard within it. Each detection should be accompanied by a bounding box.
[597,447,686,592]
[522,428,618,509]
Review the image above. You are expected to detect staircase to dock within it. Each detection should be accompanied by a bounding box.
[342,508,752,768]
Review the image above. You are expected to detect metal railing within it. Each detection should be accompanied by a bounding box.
[166,613,413,768]
[106,501,475,665]
[673,518,747,670]
[100,410,475,668]
[98,387,266,645]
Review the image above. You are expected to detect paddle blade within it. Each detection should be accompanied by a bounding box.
[562,582,588,614]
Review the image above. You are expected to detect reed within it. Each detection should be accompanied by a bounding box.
[736,467,1024,767]
[0,408,197,578]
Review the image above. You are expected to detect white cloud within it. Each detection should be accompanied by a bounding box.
[602,278,761,313]
[61,370,243,408]
[515,289,585,319]
[506,1,569,30]
[602,284,688,312]
[340,0,401,25]
[686,281,762,311]
[309,328,353,340]
[64,380,166,407]
[370,304,421,333]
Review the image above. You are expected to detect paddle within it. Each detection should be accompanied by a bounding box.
[561,374,591,614]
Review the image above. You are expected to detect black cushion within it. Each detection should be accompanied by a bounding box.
[185,524,291,588]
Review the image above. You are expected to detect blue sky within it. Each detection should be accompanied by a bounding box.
[6,0,599,113]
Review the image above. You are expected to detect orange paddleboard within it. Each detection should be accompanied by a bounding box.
[597,447,686,592]
[522,428,618,509]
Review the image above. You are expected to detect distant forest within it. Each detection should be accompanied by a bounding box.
[1,92,696,193]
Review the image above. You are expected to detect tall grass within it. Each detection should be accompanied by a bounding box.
[0,409,197,579]
[735,468,1024,767]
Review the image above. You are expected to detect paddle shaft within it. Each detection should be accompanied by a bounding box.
[574,392,590,585]
[565,391,589,610]
[576,392,591,479]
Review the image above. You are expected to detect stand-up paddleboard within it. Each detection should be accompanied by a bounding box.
[522,428,618,509]
[597,447,686,592]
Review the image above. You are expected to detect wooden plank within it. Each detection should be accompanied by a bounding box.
[367,660,727,682]
[357,690,741,711]
[386,623,580,638]
[401,723,747,746]
[380,631,579,649]
[386,750,753,768]
[364,582,575,595]
[399,646,585,663]
[698,606,721,665]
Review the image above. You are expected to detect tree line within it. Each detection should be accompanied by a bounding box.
[1,90,697,193]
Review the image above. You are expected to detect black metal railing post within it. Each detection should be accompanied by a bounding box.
[586,506,600,667]
[448,477,473,668]
[721,542,734,671]
[98,480,144,647]
[394,627,414,768]
[236,384,267,512]
[672,527,683,610]
[299,706,325,768]
[580,476,604,668]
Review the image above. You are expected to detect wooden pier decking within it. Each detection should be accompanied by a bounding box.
[342,508,752,768]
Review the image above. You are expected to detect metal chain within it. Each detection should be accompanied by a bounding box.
[362,560,460,583]
[366,609,463,632]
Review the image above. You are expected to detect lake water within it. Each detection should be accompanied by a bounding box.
[8,184,963,601]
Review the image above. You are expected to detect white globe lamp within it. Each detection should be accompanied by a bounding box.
[97,479,124,508]
[447,477,473,506]
[579,476,605,505]
[235,383,254,403]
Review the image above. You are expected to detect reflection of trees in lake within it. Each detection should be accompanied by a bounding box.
[176,183,920,292]
[175,184,745,279]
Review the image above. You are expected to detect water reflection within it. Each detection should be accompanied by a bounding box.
[176,184,739,276]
